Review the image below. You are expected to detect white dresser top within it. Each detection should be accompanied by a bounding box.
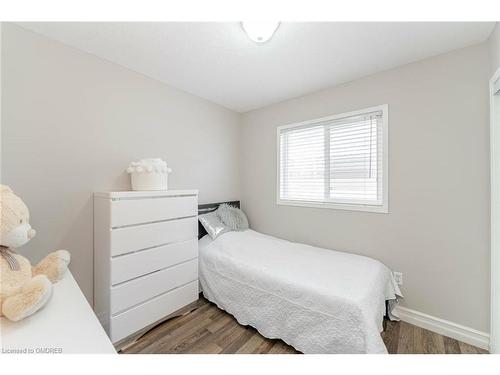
[94,190,198,199]
[0,272,116,354]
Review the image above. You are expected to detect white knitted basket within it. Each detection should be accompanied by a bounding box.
[126,158,172,191]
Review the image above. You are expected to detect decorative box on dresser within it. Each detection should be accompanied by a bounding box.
[93,190,199,347]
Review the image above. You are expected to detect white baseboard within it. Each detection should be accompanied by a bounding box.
[394,306,490,351]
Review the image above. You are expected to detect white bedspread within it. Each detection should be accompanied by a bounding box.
[198,230,402,354]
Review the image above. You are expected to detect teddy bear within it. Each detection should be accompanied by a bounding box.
[0,184,70,321]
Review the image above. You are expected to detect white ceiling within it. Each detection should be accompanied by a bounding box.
[17,22,495,112]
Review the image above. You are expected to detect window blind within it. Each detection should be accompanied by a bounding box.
[279,110,384,207]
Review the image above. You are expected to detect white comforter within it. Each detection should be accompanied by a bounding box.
[198,230,402,354]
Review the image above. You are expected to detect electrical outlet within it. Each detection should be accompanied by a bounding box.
[393,272,403,286]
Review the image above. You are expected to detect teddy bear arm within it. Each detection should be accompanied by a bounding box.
[2,275,53,321]
[32,250,71,283]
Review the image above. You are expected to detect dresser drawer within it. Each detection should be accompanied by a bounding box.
[111,239,198,285]
[110,280,198,343]
[110,217,198,256]
[111,259,198,314]
[110,195,197,227]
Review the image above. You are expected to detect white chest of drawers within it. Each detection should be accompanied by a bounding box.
[93,190,199,344]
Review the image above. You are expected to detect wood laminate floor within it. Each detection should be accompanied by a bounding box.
[121,297,488,354]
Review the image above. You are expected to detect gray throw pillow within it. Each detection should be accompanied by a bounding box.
[216,204,249,231]
[198,212,229,240]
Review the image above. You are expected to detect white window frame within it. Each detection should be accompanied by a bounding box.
[276,104,389,213]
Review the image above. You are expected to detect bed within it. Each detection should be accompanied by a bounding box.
[197,202,402,354]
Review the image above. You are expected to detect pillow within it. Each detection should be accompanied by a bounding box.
[216,204,249,231]
[198,211,229,240]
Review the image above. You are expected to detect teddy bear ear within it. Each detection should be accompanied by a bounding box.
[0,185,13,194]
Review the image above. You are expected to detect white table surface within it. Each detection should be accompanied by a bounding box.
[1,272,116,354]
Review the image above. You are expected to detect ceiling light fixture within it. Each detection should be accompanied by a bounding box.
[241,22,280,44]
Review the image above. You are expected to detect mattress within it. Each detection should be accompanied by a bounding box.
[198,230,402,354]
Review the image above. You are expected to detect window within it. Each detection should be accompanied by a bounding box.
[277,105,388,213]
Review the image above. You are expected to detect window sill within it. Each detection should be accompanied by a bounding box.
[276,199,389,213]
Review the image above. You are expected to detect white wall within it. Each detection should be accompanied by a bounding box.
[488,21,500,352]
[1,23,241,303]
[241,43,491,332]
[489,23,500,74]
